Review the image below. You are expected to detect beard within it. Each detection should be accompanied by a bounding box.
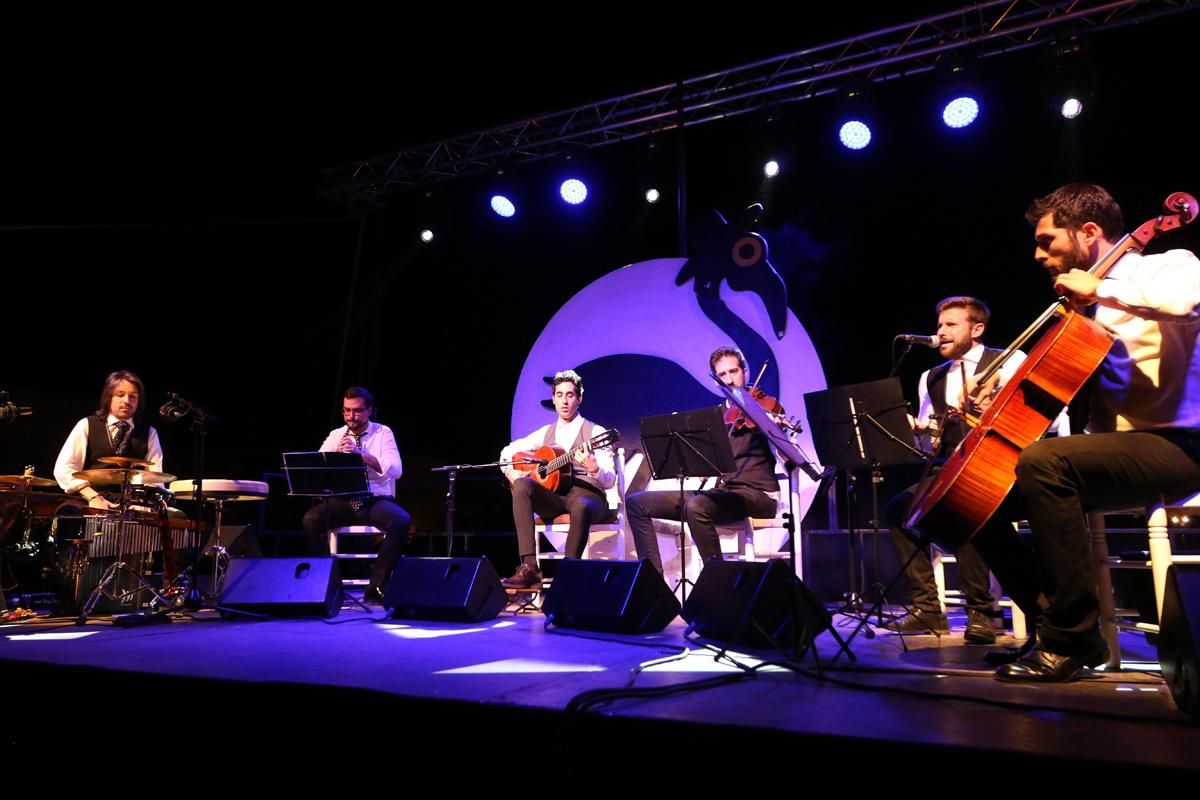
[1055,235,1094,274]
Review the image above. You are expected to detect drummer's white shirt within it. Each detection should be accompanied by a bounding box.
[53,414,164,494]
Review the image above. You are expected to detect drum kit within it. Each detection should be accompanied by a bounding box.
[1,459,268,623]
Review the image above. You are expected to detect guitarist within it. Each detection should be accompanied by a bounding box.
[499,370,616,588]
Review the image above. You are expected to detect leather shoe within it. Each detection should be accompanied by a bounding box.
[882,608,950,635]
[363,586,384,604]
[501,563,544,589]
[983,634,1037,666]
[964,609,997,645]
[995,639,1109,683]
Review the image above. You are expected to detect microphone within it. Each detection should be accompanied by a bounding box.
[895,334,940,348]
[0,391,31,423]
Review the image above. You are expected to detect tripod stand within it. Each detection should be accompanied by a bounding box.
[638,406,736,602]
[804,378,928,651]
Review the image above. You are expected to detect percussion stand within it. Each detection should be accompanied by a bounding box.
[154,394,216,610]
[76,470,174,625]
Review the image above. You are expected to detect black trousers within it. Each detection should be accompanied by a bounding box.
[886,482,994,614]
[511,478,609,563]
[626,485,777,572]
[302,496,411,591]
[966,430,1200,655]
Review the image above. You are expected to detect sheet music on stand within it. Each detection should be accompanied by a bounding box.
[282,451,370,498]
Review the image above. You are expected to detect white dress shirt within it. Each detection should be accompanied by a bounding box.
[318,421,403,497]
[915,343,1069,437]
[54,414,164,494]
[1092,249,1200,431]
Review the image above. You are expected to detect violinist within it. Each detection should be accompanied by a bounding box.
[301,386,409,603]
[884,297,1069,643]
[626,346,781,574]
[963,183,1200,682]
[499,370,616,588]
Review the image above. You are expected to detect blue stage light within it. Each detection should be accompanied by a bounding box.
[942,96,980,128]
[560,179,588,205]
[838,120,872,150]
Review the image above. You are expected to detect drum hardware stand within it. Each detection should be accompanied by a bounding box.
[76,470,175,625]
[156,393,217,609]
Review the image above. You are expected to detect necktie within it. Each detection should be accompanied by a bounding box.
[112,421,131,455]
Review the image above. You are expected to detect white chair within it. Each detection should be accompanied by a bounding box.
[328,525,380,588]
[930,543,1028,640]
[535,447,634,563]
[1091,492,1200,668]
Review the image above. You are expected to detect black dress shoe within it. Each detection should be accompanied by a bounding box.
[363,586,384,604]
[964,609,997,645]
[983,634,1037,666]
[994,640,1109,683]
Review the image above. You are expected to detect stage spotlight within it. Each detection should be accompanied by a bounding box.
[763,160,781,178]
[942,96,980,129]
[1060,97,1084,119]
[838,120,872,150]
[645,188,660,204]
[419,229,434,243]
[490,195,516,218]
[560,179,588,205]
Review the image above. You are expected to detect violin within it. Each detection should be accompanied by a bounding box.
[723,362,803,434]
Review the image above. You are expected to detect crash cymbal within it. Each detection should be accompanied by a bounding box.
[72,469,177,486]
[0,474,58,488]
[96,456,155,469]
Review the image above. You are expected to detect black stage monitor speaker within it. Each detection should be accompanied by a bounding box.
[1159,563,1200,719]
[219,558,344,618]
[382,557,507,622]
[542,559,680,634]
[681,558,831,649]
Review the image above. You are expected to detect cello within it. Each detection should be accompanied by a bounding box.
[906,192,1198,550]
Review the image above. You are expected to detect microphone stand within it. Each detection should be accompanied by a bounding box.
[431,458,542,557]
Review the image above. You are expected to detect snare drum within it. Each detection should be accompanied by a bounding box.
[126,485,173,514]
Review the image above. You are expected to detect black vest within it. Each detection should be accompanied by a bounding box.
[925,347,1002,455]
[84,415,151,469]
[544,418,605,494]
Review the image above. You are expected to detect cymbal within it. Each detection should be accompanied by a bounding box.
[72,469,177,486]
[0,488,78,516]
[96,456,155,469]
[0,474,58,488]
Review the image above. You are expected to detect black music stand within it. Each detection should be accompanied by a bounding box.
[639,406,736,602]
[283,451,371,498]
[711,381,850,667]
[282,451,371,606]
[805,378,927,651]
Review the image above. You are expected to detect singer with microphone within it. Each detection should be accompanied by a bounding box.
[498,369,616,588]
[883,297,1068,642]
[301,386,409,603]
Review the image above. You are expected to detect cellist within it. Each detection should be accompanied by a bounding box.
[928,183,1200,682]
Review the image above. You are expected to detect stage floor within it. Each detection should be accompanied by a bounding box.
[2,599,1196,776]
